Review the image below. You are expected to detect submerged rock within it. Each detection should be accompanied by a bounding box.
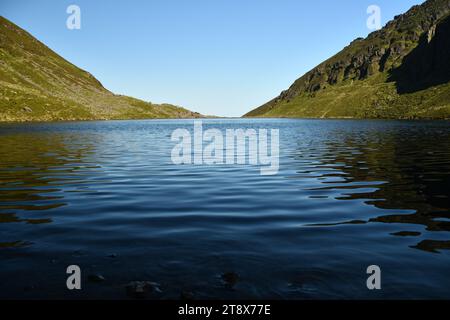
[221,272,240,288]
[180,290,195,300]
[88,274,105,283]
[126,281,162,299]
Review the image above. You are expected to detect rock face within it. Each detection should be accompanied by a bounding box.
[390,13,450,93]
[0,16,202,121]
[245,0,450,119]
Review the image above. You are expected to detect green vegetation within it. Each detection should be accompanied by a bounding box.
[0,16,202,122]
[245,0,450,119]
[251,74,450,119]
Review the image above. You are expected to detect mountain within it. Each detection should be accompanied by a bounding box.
[245,0,450,119]
[0,16,201,122]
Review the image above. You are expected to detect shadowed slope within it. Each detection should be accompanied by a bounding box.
[389,14,450,93]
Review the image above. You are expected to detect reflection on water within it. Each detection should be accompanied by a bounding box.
[0,119,449,299]
[302,125,450,253]
[0,131,101,232]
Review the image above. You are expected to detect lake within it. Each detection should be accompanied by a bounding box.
[0,119,450,299]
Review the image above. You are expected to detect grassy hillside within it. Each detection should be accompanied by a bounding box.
[245,0,450,119]
[0,16,202,121]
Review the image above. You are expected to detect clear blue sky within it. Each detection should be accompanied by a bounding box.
[1,0,423,117]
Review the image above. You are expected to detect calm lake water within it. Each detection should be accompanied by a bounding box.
[1,119,450,299]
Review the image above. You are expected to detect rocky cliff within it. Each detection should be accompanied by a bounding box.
[245,0,450,119]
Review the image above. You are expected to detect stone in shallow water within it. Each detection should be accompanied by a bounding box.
[88,274,105,283]
[180,290,195,300]
[221,272,240,288]
[126,281,162,299]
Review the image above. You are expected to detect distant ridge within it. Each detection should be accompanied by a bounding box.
[0,16,202,121]
[245,0,450,119]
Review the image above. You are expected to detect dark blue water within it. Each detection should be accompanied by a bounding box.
[1,119,450,299]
